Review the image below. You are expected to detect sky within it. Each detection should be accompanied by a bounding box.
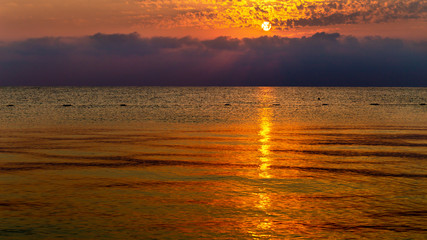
[0,0,426,86]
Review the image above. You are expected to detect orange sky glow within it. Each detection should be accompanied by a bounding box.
[1,0,426,40]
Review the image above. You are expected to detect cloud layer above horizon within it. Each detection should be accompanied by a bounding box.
[1,0,426,37]
[137,0,427,30]
[0,32,426,86]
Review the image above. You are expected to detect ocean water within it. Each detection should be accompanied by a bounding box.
[0,87,426,239]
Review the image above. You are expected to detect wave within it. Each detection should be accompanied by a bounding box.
[2,158,426,178]
[272,149,427,159]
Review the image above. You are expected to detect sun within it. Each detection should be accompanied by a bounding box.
[261,21,271,31]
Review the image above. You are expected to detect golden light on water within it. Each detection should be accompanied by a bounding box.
[258,87,274,179]
[259,111,272,179]
[1,87,425,239]
[248,87,275,239]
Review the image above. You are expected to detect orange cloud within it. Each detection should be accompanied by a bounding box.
[1,0,425,40]
[135,0,427,30]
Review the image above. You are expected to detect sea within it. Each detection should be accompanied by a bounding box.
[0,87,426,239]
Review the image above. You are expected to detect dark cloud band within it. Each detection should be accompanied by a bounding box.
[0,33,426,86]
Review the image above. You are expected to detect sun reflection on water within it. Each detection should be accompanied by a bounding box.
[258,88,274,179]
[249,87,276,239]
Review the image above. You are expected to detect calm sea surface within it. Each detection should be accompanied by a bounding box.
[0,87,426,239]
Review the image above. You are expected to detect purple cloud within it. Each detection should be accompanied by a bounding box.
[0,32,426,86]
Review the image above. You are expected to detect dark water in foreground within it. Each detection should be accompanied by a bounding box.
[0,87,426,239]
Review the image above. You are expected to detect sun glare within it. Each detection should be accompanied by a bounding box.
[261,21,271,31]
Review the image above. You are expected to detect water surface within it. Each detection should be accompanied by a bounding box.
[1,87,426,239]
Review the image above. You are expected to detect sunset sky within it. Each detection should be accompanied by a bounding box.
[0,0,426,86]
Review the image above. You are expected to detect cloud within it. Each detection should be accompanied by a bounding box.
[134,0,427,30]
[0,32,426,86]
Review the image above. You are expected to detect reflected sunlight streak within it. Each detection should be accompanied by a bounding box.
[249,87,276,239]
[258,88,274,179]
